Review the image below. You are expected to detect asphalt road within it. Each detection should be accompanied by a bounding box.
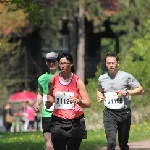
[93,139,150,150]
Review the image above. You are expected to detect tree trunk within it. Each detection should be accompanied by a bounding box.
[76,6,85,82]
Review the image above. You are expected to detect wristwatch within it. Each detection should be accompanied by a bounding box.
[125,89,129,97]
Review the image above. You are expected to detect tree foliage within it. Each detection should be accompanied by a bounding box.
[83,0,107,33]
[7,0,79,49]
[0,3,28,102]
[0,3,29,35]
[119,19,150,95]
[84,0,150,53]
[117,19,150,122]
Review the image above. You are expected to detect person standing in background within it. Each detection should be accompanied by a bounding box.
[97,52,144,150]
[2,103,13,132]
[34,52,59,150]
[34,103,40,131]
[21,101,29,132]
[25,101,35,131]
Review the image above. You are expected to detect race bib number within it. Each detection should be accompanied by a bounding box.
[43,95,54,111]
[104,92,124,109]
[55,92,74,109]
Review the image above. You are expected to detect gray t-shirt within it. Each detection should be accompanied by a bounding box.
[98,70,140,108]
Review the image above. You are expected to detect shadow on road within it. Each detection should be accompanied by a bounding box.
[95,148,150,150]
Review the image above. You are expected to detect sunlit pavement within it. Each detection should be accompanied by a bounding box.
[93,139,150,150]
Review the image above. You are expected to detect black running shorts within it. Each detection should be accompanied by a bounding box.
[42,117,52,134]
[50,114,87,139]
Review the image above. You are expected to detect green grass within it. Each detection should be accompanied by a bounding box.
[0,122,150,150]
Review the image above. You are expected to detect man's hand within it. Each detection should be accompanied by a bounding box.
[116,90,126,97]
[97,90,104,103]
[45,101,53,109]
[34,92,43,112]
[34,104,40,113]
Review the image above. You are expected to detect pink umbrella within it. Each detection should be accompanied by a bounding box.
[8,90,37,102]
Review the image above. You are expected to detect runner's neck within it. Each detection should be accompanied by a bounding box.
[108,70,119,78]
[49,69,58,75]
[60,72,72,82]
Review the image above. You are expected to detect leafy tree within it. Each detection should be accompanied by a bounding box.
[0,3,29,103]
[84,0,150,52]
[118,19,150,122]
[119,19,150,97]
[7,0,78,49]
[0,3,29,35]
[110,0,150,56]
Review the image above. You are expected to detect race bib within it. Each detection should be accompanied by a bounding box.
[55,92,74,109]
[104,92,124,109]
[43,95,54,111]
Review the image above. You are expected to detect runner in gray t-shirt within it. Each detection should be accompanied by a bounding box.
[97,52,144,150]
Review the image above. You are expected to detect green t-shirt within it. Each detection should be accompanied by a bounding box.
[38,71,60,117]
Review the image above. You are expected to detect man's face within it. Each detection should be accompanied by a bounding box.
[105,57,119,73]
[46,59,58,71]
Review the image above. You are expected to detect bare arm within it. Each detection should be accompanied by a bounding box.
[34,92,43,112]
[36,92,43,105]
[97,88,104,103]
[116,85,144,97]
[47,77,55,107]
[128,85,144,96]
[76,79,91,108]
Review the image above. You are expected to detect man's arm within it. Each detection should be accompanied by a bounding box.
[116,85,144,97]
[36,92,43,105]
[125,74,144,96]
[46,77,55,108]
[34,92,43,112]
[97,89,104,103]
[128,85,144,96]
[97,79,105,103]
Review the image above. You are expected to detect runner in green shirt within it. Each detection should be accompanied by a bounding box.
[34,52,59,150]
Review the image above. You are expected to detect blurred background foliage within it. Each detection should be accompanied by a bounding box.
[0,0,150,128]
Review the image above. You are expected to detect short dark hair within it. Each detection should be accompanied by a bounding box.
[57,52,73,63]
[57,52,75,73]
[105,52,119,62]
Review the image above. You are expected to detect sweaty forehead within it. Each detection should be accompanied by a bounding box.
[60,57,68,62]
[106,57,117,62]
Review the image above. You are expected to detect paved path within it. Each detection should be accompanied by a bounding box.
[93,139,150,150]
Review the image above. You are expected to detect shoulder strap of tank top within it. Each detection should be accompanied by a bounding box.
[52,73,60,86]
[72,74,79,88]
